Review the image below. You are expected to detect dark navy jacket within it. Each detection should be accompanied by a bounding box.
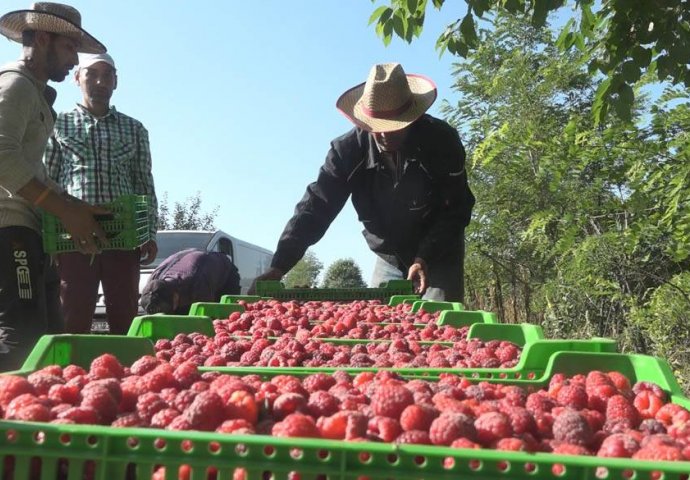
[271,115,475,273]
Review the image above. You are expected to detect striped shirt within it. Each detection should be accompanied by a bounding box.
[44,104,158,238]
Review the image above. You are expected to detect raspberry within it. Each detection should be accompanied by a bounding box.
[226,390,259,425]
[0,375,34,409]
[370,384,414,419]
[655,403,690,426]
[111,412,144,428]
[500,385,527,407]
[587,382,618,412]
[317,411,348,440]
[130,355,160,376]
[6,402,51,422]
[395,430,431,445]
[89,353,124,379]
[83,378,122,404]
[474,411,513,446]
[450,437,481,449]
[119,382,141,412]
[136,393,169,424]
[429,412,477,446]
[633,445,684,461]
[217,418,256,434]
[48,383,80,405]
[302,373,336,393]
[367,416,402,442]
[150,408,181,429]
[552,410,592,447]
[606,394,640,429]
[184,391,225,431]
[57,406,99,424]
[271,375,307,396]
[639,418,667,435]
[556,383,588,410]
[166,415,191,431]
[81,386,118,424]
[493,437,528,451]
[579,409,605,432]
[596,433,639,458]
[525,392,556,414]
[634,390,665,420]
[27,372,65,395]
[142,364,177,393]
[307,391,339,418]
[400,404,439,432]
[272,413,319,438]
[503,407,536,435]
[62,365,87,381]
[606,371,632,392]
[551,443,591,456]
[632,381,667,402]
[272,393,308,421]
[173,362,201,389]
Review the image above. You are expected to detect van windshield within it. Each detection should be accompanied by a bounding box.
[151,232,214,267]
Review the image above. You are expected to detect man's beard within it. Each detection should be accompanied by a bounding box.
[45,43,68,82]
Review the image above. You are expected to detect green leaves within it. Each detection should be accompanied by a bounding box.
[367,0,690,124]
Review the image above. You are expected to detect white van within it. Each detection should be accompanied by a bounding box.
[94,229,273,321]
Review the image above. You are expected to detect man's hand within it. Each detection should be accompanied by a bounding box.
[140,240,158,265]
[248,267,284,295]
[58,198,110,255]
[407,257,428,295]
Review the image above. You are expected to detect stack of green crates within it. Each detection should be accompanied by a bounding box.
[42,194,151,254]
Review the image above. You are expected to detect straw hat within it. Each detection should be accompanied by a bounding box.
[0,2,106,54]
[336,63,437,133]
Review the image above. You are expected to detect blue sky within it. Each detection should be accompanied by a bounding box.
[0,1,468,283]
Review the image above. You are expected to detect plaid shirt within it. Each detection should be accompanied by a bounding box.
[44,104,158,238]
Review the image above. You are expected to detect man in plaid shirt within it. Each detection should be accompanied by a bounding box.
[44,52,158,335]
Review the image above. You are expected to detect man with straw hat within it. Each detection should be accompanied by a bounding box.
[0,2,108,370]
[251,63,475,302]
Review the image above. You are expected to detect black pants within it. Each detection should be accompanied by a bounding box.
[0,226,62,372]
[371,233,466,303]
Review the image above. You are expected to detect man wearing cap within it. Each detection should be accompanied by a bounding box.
[251,63,475,302]
[0,2,109,370]
[44,52,158,335]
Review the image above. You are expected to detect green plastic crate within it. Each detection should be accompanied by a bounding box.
[127,314,537,345]
[255,279,414,302]
[127,315,216,342]
[220,294,423,307]
[409,300,463,313]
[437,309,499,326]
[8,334,154,375]
[187,302,245,318]
[2,337,690,480]
[42,194,151,254]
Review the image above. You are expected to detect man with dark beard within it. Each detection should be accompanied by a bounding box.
[0,3,108,371]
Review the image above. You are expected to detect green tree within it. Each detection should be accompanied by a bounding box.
[444,13,686,337]
[321,258,367,288]
[284,250,323,288]
[158,191,219,230]
[368,0,690,122]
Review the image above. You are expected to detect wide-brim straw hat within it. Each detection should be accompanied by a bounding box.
[0,2,106,54]
[336,63,437,133]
